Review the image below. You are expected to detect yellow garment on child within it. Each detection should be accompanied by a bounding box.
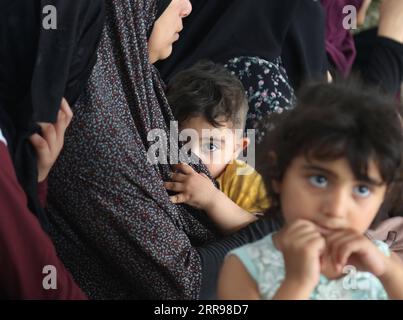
[216,160,270,214]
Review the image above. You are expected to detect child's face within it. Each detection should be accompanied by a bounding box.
[275,156,387,234]
[180,116,248,178]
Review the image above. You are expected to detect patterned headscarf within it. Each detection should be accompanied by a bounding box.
[47,0,219,299]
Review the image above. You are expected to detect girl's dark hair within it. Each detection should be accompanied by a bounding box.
[260,80,403,214]
[166,60,248,129]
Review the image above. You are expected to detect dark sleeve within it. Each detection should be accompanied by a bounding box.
[354,28,403,95]
[197,215,282,300]
[0,142,86,300]
[281,0,328,89]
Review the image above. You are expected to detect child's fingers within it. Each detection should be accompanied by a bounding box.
[334,236,364,268]
[287,219,318,235]
[326,231,350,254]
[325,231,349,271]
[306,234,326,254]
[170,172,187,182]
[169,193,189,204]
[329,234,356,266]
[172,162,195,175]
[164,181,185,193]
[291,228,322,242]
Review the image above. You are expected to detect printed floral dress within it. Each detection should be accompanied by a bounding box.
[224,56,296,144]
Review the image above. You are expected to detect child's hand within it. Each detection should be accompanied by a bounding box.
[275,220,326,293]
[164,163,219,210]
[326,229,388,277]
[378,0,403,43]
[29,98,73,183]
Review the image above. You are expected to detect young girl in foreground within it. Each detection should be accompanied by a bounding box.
[218,81,403,300]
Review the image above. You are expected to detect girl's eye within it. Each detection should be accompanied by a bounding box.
[353,185,371,198]
[309,175,328,188]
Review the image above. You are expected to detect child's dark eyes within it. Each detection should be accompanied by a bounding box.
[309,175,328,188]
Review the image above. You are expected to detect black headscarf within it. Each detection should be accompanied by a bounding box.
[156,0,328,88]
[0,0,105,229]
[281,0,328,88]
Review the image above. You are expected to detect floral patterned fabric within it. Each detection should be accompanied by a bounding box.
[224,56,296,144]
[230,233,389,300]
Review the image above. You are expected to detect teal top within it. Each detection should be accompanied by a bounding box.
[230,233,390,300]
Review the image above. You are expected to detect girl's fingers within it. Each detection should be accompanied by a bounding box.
[287,220,318,236]
[334,236,364,268]
[326,231,351,254]
[290,228,322,243]
[307,234,327,253]
[337,242,361,268]
[295,232,324,247]
[282,228,324,253]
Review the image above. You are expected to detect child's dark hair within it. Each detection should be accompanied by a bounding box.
[261,80,403,213]
[166,60,248,129]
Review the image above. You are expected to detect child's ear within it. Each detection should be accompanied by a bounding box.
[241,137,250,150]
[233,137,250,159]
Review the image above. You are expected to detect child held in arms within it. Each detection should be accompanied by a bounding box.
[165,61,270,234]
